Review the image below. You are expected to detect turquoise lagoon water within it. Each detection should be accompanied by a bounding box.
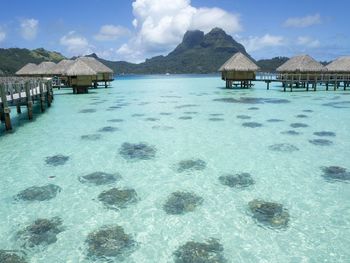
[0,75,349,262]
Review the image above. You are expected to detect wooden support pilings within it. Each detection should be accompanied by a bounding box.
[25,81,33,120]
[0,83,12,130]
[39,81,45,112]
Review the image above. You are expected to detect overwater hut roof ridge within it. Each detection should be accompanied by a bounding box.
[16,63,39,75]
[219,52,260,72]
[326,56,350,72]
[277,54,326,72]
[76,56,113,73]
[64,60,98,76]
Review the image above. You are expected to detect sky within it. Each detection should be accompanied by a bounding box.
[0,0,349,63]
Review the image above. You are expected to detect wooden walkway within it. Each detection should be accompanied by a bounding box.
[0,77,53,131]
[255,72,350,91]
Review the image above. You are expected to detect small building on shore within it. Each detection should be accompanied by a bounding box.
[16,63,39,76]
[219,52,260,88]
[64,60,97,94]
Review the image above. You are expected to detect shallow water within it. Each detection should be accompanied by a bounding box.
[1,75,350,262]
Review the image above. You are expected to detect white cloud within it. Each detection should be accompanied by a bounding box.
[20,18,39,40]
[94,25,130,41]
[240,34,285,52]
[0,28,5,42]
[284,14,321,28]
[60,31,93,55]
[118,0,242,62]
[297,36,320,48]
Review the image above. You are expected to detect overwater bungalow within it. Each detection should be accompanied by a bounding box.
[277,55,326,80]
[64,60,97,94]
[326,56,350,89]
[51,59,75,87]
[76,57,114,87]
[219,52,260,88]
[33,61,57,77]
[16,63,39,76]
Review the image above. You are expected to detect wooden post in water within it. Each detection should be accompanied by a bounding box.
[105,81,107,88]
[25,81,33,120]
[39,81,45,112]
[0,83,12,130]
[47,81,52,107]
[16,83,22,114]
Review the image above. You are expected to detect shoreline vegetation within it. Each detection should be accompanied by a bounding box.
[0,28,326,76]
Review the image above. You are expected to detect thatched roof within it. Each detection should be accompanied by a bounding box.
[76,57,113,73]
[326,56,350,72]
[219,52,260,72]
[16,63,38,75]
[52,59,75,75]
[33,61,57,75]
[277,54,326,72]
[64,60,97,76]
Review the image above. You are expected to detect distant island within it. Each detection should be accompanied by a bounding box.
[0,28,323,75]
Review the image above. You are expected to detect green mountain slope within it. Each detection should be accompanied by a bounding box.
[0,48,65,74]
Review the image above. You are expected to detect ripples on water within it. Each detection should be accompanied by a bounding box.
[0,76,349,262]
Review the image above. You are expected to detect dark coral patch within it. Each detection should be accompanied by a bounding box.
[313,131,336,137]
[179,116,192,120]
[79,172,121,186]
[17,217,64,248]
[144,117,159,122]
[107,119,124,123]
[242,122,263,128]
[208,118,224,121]
[176,159,206,173]
[248,199,289,229]
[173,239,226,263]
[296,114,308,118]
[266,119,284,123]
[248,107,259,110]
[302,109,313,113]
[323,101,350,109]
[281,130,301,136]
[159,112,173,116]
[119,142,156,160]
[86,225,137,259]
[219,173,254,188]
[0,250,27,263]
[183,111,198,115]
[152,125,174,130]
[321,166,350,182]
[98,188,138,210]
[81,134,101,141]
[98,126,119,132]
[163,191,203,215]
[45,155,69,166]
[290,123,308,128]
[79,109,97,113]
[175,104,198,109]
[268,143,299,152]
[131,113,145,117]
[15,184,61,201]
[309,139,333,146]
[236,115,251,120]
[214,97,290,104]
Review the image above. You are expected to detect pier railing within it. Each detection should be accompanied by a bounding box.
[0,77,54,131]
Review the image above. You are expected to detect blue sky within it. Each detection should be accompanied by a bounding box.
[0,0,349,62]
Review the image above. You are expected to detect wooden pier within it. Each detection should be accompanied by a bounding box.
[0,77,53,131]
[255,72,350,92]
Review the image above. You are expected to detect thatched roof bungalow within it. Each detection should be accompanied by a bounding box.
[52,59,75,76]
[16,63,39,76]
[277,55,326,73]
[33,61,57,76]
[64,60,98,93]
[219,52,260,88]
[326,56,350,73]
[76,57,114,81]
